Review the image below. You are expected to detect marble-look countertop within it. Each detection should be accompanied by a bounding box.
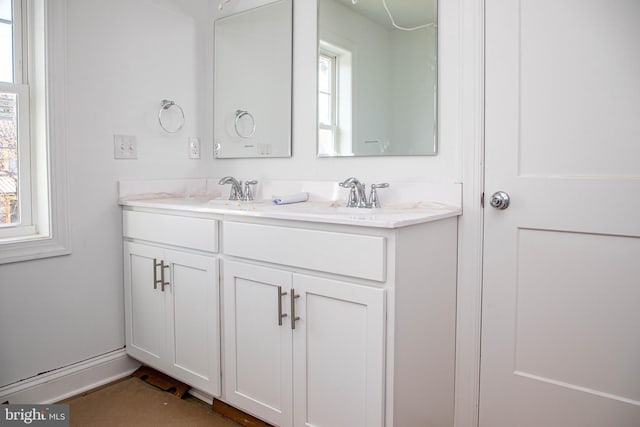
[119,179,462,228]
[119,184,462,229]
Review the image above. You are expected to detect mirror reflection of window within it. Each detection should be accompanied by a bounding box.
[318,52,336,155]
[317,0,437,157]
[318,40,352,156]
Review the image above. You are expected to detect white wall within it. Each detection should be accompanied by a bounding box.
[0,0,216,387]
[0,0,464,388]
[390,26,437,155]
[212,0,461,184]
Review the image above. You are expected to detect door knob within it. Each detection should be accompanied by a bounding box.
[489,191,510,210]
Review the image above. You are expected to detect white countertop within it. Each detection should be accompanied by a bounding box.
[119,196,461,228]
[118,179,462,228]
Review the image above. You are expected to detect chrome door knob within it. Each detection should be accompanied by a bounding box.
[489,191,510,210]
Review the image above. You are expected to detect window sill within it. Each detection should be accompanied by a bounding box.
[0,225,38,240]
[0,233,71,264]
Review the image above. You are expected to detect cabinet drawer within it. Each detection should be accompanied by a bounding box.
[223,222,386,281]
[123,210,218,252]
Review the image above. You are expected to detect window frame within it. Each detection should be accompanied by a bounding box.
[317,39,353,157]
[318,50,338,154]
[0,0,70,264]
[0,82,33,237]
[318,51,337,130]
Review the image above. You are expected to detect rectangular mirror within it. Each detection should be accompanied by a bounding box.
[317,0,437,157]
[214,0,292,158]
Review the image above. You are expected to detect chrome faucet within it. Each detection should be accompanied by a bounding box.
[368,183,389,208]
[339,178,389,208]
[339,177,366,208]
[218,176,243,200]
[242,180,258,202]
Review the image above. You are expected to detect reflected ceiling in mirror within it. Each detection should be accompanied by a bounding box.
[317,0,437,157]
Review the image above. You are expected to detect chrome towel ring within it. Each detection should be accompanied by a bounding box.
[234,109,256,139]
[158,99,185,133]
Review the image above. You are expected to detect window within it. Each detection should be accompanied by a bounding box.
[318,51,337,155]
[317,40,352,156]
[0,0,70,263]
[0,0,26,230]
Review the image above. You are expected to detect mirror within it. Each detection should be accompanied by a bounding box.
[317,0,437,157]
[214,0,292,158]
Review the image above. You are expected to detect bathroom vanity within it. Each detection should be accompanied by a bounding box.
[120,180,460,427]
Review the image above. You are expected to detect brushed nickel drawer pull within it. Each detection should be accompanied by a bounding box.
[290,289,300,330]
[153,258,161,290]
[277,286,288,326]
[160,261,170,292]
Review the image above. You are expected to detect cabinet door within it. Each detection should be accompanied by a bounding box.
[123,242,166,367]
[223,261,293,427]
[292,274,385,427]
[165,250,221,396]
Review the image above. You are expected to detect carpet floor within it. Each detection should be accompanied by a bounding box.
[63,377,242,427]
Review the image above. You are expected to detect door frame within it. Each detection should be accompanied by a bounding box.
[452,0,485,426]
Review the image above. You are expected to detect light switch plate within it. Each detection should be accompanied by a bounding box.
[114,134,138,159]
[188,137,201,159]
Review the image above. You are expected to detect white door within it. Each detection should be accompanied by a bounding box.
[123,242,166,366]
[223,261,293,427]
[292,274,385,427]
[481,0,640,426]
[165,250,220,396]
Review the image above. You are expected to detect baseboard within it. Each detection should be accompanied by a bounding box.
[0,349,141,404]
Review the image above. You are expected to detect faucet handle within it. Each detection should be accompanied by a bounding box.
[371,183,389,189]
[242,180,258,201]
[339,179,356,207]
[369,183,389,208]
[347,185,358,208]
[339,181,358,207]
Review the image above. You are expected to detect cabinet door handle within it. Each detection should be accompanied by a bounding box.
[160,261,170,292]
[290,289,300,330]
[277,286,288,326]
[153,258,162,289]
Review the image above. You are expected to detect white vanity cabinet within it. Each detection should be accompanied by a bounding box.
[120,197,459,427]
[221,217,457,427]
[122,210,221,396]
[223,261,385,427]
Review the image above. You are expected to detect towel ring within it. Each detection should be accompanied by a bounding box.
[158,99,185,133]
[234,109,256,139]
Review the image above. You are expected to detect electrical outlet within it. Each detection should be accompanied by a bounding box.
[188,137,201,159]
[114,134,138,159]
